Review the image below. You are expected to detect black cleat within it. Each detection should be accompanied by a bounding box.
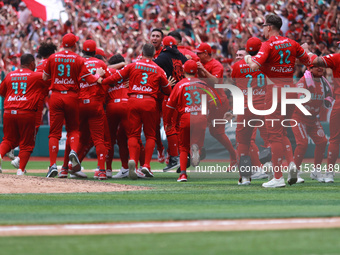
[163,156,180,172]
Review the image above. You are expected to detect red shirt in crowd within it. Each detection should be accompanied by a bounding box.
[0,68,45,111]
[102,59,171,99]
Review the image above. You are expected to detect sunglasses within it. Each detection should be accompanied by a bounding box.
[262,24,272,27]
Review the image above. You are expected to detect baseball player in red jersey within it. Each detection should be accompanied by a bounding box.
[137,29,165,163]
[0,54,46,175]
[57,39,110,180]
[245,14,311,188]
[10,42,57,170]
[292,65,333,183]
[303,47,340,183]
[101,43,172,179]
[105,54,131,178]
[35,42,57,132]
[231,37,269,185]
[232,47,268,180]
[194,43,237,167]
[105,54,147,179]
[43,33,104,178]
[166,60,211,182]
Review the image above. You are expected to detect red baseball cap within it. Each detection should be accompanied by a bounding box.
[95,48,106,57]
[194,43,211,54]
[246,37,262,53]
[163,36,177,46]
[83,39,96,52]
[62,33,79,47]
[183,60,197,74]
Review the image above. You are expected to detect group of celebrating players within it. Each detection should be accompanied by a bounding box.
[0,13,339,187]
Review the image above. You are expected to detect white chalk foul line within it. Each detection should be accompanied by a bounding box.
[0,218,340,235]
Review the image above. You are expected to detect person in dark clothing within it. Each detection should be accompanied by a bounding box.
[154,36,188,172]
[154,36,188,83]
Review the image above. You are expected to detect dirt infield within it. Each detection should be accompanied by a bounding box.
[0,173,149,194]
[0,218,340,236]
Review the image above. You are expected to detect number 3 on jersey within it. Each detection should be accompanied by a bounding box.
[184,91,201,106]
[12,82,27,95]
[141,72,148,85]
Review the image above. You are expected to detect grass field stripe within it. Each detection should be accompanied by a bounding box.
[0,218,340,236]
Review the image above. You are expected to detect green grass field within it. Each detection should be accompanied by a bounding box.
[1,159,340,254]
[1,229,340,255]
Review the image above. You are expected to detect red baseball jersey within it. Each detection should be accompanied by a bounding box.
[43,50,93,92]
[166,77,214,116]
[102,59,171,99]
[35,59,50,98]
[321,53,340,96]
[295,75,330,117]
[35,59,47,73]
[252,36,311,84]
[203,58,228,100]
[178,46,200,62]
[79,57,110,101]
[106,68,129,102]
[231,59,266,105]
[0,68,45,111]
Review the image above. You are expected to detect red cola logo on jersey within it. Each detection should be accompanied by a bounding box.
[132,85,152,92]
[270,66,294,73]
[8,95,27,101]
[172,59,185,82]
[54,78,75,84]
[185,105,202,113]
[242,88,265,96]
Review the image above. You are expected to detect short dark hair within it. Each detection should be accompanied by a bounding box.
[108,54,125,65]
[142,43,155,58]
[168,31,182,42]
[248,51,258,56]
[94,54,106,61]
[238,47,246,51]
[82,50,96,57]
[151,28,164,38]
[38,42,57,58]
[20,53,35,66]
[265,14,282,31]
